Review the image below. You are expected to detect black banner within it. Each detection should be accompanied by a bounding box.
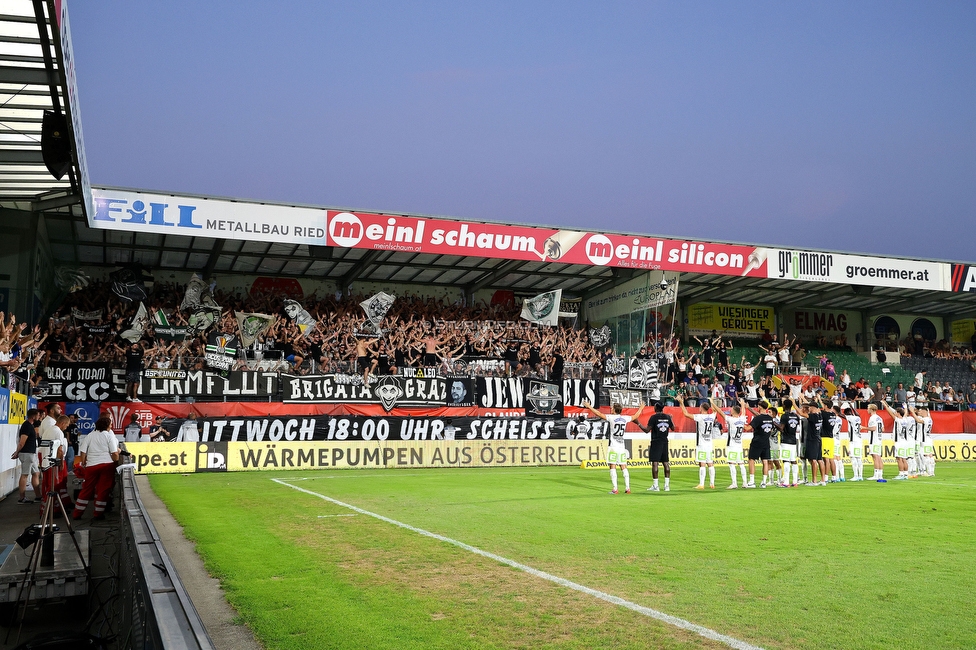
[282,374,448,411]
[525,380,564,418]
[139,370,279,401]
[43,362,121,401]
[476,377,526,409]
[159,415,613,442]
[445,377,475,407]
[559,379,600,408]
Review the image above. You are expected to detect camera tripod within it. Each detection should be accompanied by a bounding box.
[4,465,91,646]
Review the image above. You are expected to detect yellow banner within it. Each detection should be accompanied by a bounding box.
[8,392,26,425]
[123,438,976,474]
[951,319,976,344]
[687,302,774,338]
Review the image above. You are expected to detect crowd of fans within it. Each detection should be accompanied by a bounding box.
[30,281,601,380]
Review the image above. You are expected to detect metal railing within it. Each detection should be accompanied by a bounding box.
[119,468,215,650]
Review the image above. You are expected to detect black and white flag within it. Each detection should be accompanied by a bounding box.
[360,292,395,333]
[628,357,659,390]
[120,303,149,343]
[181,274,222,336]
[284,299,317,336]
[235,312,275,347]
[589,325,612,349]
[520,289,561,326]
[205,332,238,371]
[110,266,151,302]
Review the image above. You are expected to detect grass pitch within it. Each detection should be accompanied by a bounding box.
[150,465,976,650]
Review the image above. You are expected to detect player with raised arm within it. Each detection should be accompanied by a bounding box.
[825,402,846,482]
[882,400,913,480]
[844,405,865,481]
[909,406,935,476]
[800,401,826,486]
[866,403,887,483]
[743,400,775,488]
[639,402,675,492]
[678,396,717,489]
[714,398,748,489]
[584,400,645,494]
[776,398,802,487]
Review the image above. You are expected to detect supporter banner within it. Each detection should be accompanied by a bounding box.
[584,271,678,322]
[601,357,628,388]
[142,369,188,380]
[235,311,274,347]
[43,362,120,401]
[607,389,644,409]
[628,358,658,390]
[459,359,505,375]
[91,188,329,246]
[950,319,976,344]
[120,302,149,343]
[282,374,448,410]
[138,370,279,400]
[786,309,859,336]
[445,377,475,407]
[560,379,600,408]
[476,377,525,409]
[205,331,238,370]
[70,308,102,321]
[154,415,610,443]
[687,302,774,338]
[763,248,950,291]
[154,325,188,342]
[521,290,562,326]
[524,380,563,417]
[127,439,608,473]
[951,264,976,293]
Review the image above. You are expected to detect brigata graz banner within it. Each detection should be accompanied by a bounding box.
[43,363,122,401]
[139,370,278,400]
[157,415,617,443]
[282,374,449,410]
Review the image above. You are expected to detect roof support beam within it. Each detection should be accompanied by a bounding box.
[464,259,526,294]
[338,250,384,294]
[32,193,79,212]
[0,64,57,86]
[202,238,224,279]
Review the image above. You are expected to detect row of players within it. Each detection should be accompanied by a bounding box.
[582,397,935,493]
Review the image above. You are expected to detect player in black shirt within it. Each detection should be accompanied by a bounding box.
[744,401,775,488]
[639,403,675,492]
[777,398,802,487]
[800,402,826,486]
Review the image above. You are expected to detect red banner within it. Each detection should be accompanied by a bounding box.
[325,211,766,277]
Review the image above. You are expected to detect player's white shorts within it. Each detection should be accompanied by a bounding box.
[851,439,863,458]
[607,443,629,465]
[726,444,744,464]
[833,437,844,458]
[869,442,883,457]
[779,444,797,462]
[695,444,714,464]
[895,442,913,459]
[922,443,935,456]
[770,442,781,461]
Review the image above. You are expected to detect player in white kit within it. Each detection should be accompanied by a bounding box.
[678,396,717,489]
[844,406,865,481]
[714,398,748,489]
[910,406,935,476]
[825,402,846,482]
[882,401,914,480]
[866,404,887,483]
[584,400,644,494]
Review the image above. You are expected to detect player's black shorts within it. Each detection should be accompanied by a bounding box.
[748,442,770,461]
[648,439,669,463]
[804,439,823,461]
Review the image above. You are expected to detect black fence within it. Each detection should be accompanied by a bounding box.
[118,469,214,649]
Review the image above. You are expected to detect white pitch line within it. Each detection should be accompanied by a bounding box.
[271,478,763,650]
[317,514,357,518]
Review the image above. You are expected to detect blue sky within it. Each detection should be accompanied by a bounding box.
[70,1,976,261]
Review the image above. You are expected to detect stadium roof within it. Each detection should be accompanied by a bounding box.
[36,185,976,319]
[0,0,90,216]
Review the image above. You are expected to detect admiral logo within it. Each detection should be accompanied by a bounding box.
[777,250,834,280]
[952,264,976,293]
